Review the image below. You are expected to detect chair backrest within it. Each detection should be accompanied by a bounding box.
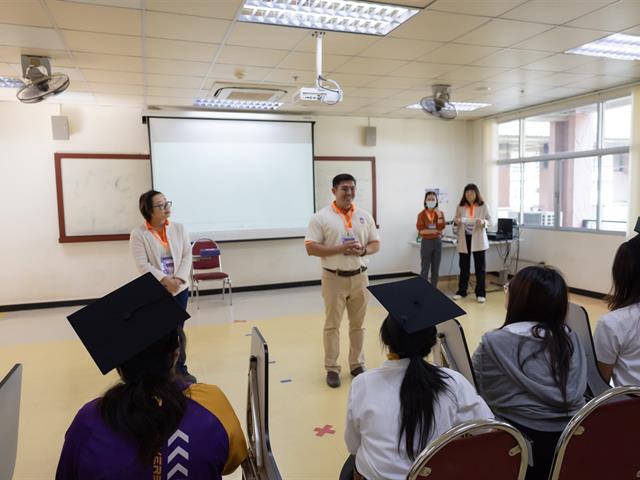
[0,364,22,480]
[192,238,221,270]
[565,303,611,398]
[433,319,478,389]
[549,385,640,480]
[406,419,528,480]
[243,328,282,480]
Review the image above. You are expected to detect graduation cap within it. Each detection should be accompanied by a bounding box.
[368,276,466,333]
[67,273,190,375]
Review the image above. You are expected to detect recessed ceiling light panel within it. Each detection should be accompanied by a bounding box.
[406,102,491,112]
[566,33,640,61]
[194,98,283,110]
[238,0,420,36]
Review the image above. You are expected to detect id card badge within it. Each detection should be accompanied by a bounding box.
[161,256,175,276]
[427,223,437,230]
[342,231,356,244]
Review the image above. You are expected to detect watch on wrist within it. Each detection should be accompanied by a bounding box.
[360,248,367,257]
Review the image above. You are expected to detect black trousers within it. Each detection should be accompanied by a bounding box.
[508,420,562,480]
[457,234,486,297]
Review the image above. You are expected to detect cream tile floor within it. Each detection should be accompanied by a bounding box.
[0,280,608,480]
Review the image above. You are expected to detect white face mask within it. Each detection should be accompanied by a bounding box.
[425,200,437,209]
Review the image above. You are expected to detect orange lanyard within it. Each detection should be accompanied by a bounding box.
[425,209,436,224]
[466,204,475,219]
[331,201,355,230]
[146,221,169,249]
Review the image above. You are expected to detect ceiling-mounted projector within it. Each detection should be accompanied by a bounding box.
[293,31,343,106]
[294,86,342,104]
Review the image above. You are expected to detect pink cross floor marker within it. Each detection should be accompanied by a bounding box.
[314,425,335,437]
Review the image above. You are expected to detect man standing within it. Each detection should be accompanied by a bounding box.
[305,174,380,388]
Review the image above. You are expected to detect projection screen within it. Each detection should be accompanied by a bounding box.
[148,116,315,241]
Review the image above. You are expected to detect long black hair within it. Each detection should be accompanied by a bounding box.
[607,241,640,310]
[458,183,484,206]
[380,316,449,461]
[100,329,187,462]
[502,266,573,406]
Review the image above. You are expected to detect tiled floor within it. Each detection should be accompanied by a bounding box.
[0,280,608,480]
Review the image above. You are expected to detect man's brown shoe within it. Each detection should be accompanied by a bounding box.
[350,367,365,377]
[326,371,341,388]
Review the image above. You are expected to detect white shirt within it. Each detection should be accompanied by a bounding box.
[305,204,379,271]
[345,359,493,480]
[594,303,640,387]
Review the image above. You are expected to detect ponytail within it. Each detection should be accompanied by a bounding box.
[398,355,449,460]
[380,317,449,461]
[100,330,187,462]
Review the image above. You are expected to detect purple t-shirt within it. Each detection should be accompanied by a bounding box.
[56,384,247,479]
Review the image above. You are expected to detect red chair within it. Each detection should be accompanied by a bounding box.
[406,419,528,480]
[548,385,640,480]
[191,238,232,308]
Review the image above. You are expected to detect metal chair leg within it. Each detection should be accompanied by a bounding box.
[196,281,200,310]
[227,278,233,305]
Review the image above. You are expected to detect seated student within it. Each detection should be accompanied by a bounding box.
[56,274,247,480]
[343,277,493,480]
[594,230,640,386]
[472,266,587,480]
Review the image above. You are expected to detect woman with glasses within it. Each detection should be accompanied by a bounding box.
[416,190,445,287]
[130,190,196,383]
[472,266,587,480]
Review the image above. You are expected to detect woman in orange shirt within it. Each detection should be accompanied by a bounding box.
[416,191,446,287]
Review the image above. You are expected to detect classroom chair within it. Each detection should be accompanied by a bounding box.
[0,364,22,480]
[191,238,232,308]
[548,385,640,480]
[433,318,478,389]
[406,419,528,480]
[565,302,611,398]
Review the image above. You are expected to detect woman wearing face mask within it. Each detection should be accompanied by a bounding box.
[416,191,446,287]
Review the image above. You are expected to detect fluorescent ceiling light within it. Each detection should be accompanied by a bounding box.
[406,102,491,112]
[0,76,25,88]
[238,0,420,36]
[566,33,640,61]
[194,98,283,110]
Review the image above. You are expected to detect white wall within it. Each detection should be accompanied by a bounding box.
[517,228,625,294]
[1,103,471,305]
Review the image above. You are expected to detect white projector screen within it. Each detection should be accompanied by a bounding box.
[148,117,315,241]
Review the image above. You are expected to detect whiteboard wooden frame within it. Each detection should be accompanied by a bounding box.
[54,153,150,243]
[313,156,378,226]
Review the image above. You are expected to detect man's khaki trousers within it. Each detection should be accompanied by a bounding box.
[321,270,369,374]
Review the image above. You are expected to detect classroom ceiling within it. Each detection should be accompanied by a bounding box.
[1,0,639,119]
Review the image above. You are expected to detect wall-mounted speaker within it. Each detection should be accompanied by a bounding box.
[364,126,377,146]
[51,115,69,140]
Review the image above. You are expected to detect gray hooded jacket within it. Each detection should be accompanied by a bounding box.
[472,323,587,431]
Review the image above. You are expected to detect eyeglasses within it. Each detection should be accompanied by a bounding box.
[153,201,172,210]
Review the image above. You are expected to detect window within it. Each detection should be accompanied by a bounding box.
[498,120,519,160]
[496,96,630,233]
[524,104,598,157]
[522,161,555,227]
[600,153,629,232]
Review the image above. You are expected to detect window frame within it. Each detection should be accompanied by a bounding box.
[495,95,630,235]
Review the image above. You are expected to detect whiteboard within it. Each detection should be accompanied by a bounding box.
[314,157,377,223]
[55,154,151,242]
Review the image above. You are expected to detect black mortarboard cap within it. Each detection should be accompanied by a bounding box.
[368,276,466,333]
[67,273,190,375]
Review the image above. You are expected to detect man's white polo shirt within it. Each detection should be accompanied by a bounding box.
[305,203,379,271]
